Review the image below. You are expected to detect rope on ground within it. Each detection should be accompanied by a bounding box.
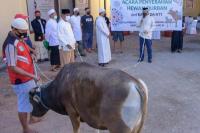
[77,48,84,62]
[119,38,146,71]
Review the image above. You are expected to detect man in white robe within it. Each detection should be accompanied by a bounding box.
[70,8,86,56]
[45,9,60,71]
[96,8,111,67]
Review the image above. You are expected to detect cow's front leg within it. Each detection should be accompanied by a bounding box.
[69,113,80,133]
[67,107,81,133]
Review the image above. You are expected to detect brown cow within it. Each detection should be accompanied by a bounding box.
[30,62,148,133]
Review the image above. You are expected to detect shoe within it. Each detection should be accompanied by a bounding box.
[137,59,144,62]
[98,63,105,67]
[37,59,42,62]
[44,58,49,61]
[88,49,92,53]
[148,60,152,63]
[80,53,86,57]
[177,50,182,53]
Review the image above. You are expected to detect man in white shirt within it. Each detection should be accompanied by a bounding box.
[138,7,155,63]
[96,8,111,67]
[58,9,76,66]
[45,9,60,71]
[70,8,86,57]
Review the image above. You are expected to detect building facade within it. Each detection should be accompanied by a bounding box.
[0,0,200,54]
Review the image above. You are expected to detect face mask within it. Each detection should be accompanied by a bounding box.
[87,11,90,15]
[66,16,71,21]
[143,13,147,18]
[36,16,41,19]
[17,31,28,39]
[53,15,58,20]
[76,12,80,16]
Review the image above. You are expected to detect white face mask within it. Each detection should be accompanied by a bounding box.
[53,15,58,20]
[65,16,71,21]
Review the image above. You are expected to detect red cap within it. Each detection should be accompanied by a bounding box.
[35,10,41,14]
[14,13,28,20]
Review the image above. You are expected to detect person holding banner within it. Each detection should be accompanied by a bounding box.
[112,31,124,53]
[138,7,155,63]
[171,17,185,53]
[96,8,112,67]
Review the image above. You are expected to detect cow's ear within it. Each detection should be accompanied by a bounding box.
[33,95,41,103]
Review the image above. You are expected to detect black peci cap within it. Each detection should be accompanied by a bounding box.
[61,9,70,14]
[143,7,148,11]
[142,7,149,13]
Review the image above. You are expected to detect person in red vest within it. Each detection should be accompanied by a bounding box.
[2,18,39,133]
[2,13,35,64]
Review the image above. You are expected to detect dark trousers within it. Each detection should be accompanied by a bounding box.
[171,31,183,52]
[49,45,60,65]
[83,33,93,49]
[139,37,152,61]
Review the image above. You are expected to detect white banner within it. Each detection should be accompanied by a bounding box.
[111,0,183,31]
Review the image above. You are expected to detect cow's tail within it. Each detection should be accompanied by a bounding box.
[132,78,148,133]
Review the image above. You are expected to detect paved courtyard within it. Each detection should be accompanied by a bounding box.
[0,34,200,133]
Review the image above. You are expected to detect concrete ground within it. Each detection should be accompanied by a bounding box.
[0,34,200,133]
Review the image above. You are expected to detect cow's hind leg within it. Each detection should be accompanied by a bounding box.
[106,119,132,133]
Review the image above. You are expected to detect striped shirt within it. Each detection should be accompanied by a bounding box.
[5,43,17,66]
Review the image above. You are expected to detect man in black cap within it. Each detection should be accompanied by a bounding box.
[58,9,76,66]
[138,7,155,63]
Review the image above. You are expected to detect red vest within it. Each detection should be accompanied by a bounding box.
[7,40,34,84]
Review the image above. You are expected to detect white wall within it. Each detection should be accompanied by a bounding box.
[0,0,28,55]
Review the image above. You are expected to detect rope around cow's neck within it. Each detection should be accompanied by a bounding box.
[39,87,49,110]
[34,62,52,82]
[77,48,84,62]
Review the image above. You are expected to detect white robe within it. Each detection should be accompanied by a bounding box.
[96,16,111,63]
[45,18,59,46]
[57,18,76,51]
[70,15,82,41]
